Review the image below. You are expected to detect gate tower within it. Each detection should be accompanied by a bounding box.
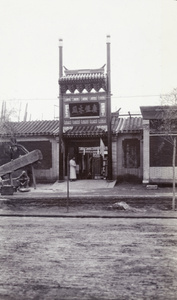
[58,36,112,180]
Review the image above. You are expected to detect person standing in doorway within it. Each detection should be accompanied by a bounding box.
[69,157,77,181]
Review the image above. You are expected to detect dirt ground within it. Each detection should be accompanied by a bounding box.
[0,216,177,299]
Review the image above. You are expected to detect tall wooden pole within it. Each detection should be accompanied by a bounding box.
[106,35,112,180]
[59,38,64,181]
[66,153,69,212]
[172,136,176,210]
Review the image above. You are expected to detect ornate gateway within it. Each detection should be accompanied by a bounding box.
[59,67,108,132]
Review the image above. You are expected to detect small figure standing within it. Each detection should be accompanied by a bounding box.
[69,157,76,181]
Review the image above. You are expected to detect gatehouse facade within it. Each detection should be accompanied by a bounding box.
[58,37,112,180]
[59,67,109,180]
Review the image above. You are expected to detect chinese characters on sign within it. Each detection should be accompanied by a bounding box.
[69,102,99,117]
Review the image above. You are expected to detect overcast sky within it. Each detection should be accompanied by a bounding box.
[0,0,177,121]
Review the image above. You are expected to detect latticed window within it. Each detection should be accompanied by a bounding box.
[123,139,140,168]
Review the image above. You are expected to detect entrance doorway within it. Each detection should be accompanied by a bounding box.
[66,140,108,179]
[78,147,103,179]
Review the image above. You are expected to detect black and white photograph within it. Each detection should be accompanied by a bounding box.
[0,0,177,299]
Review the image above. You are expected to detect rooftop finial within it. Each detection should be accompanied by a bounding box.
[59,38,63,47]
[106,35,111,43]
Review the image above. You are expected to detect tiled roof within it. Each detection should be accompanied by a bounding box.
[60,67,106,82]
[59,67,107,93]
[63,116,142,137]
[0,116,143,138]
[64,125,107,138]
[60,73,106,82]
[59,66,106,83]
[140,105,177,119]
[0,120,59,137]
[112,116,143,134]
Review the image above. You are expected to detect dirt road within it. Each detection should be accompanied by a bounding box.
[0,217,177,299]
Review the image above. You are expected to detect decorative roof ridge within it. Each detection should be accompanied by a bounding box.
[64,65,105,76]
[60,74,106,82]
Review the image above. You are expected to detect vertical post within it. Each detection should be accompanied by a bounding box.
[142,120,150,184]
[172,136,176,211]
[106,35,112,180]
[67,153,70,212]
[31,165,36,189]
[59,38,64,181]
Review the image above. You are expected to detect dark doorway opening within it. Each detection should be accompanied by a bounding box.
[65,138,107,179]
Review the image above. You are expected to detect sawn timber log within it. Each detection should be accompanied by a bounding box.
[0,150,43,177]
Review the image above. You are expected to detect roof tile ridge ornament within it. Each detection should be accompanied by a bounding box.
[63,65,106,76]
[97,125,107,132]
[59,62,107,93]
[63,126,73,133]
